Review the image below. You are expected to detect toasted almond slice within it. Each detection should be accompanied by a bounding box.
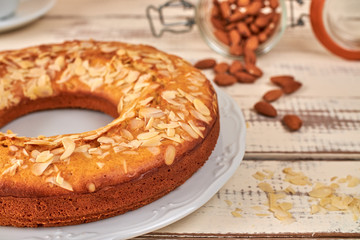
[166,128,176,137]
[139,107,164,119]
[121,129,134,140]
[139,96,154,106]
[309,186,333,198]
[60,137,75,160]
[258,182,274,193]
[97,136,115,144]
[56,172,64,185]
[194,98,210,116]
[137,131,159,140]
[141,135,162,147]
[9,145,18,152]
[32,160,53,176]
[36,150,54,163]
[165,145,176,165]
[145,116,154,130]
[188,120,204,138]
[179,122,199,139]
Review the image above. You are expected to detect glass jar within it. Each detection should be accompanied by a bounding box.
[310,0,360,60]
[195,0,287,58]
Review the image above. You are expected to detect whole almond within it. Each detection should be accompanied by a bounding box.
[214,73,237,86]
[211,4,220,17]
[254,101,277,117]
[214,62,230,74]
[214,30,230,45]
[237,0,250,7]
[245,63,263,77]
[269,0,279,9]
[211,17,226,30]
[194,58,216,69]
[282,114,302,131]
[219,1,231,19]
[234,71,257,83]
[246,1,262,15]
[229,11,247,22]
[258,32,268,43]
[236,22,251,38]
[262,89,283,102]
[229,60,244,74]
[225,23,237,31]
[230,44,243,56]
[244,16,254,24]
[255,15,270,28]
[245,35,259,51]
[270,75,302,94]
[229,29,241,45]
[244,49,257,64]
[249,24,260,34]
[282,80,302,94]
[270,75,295,86]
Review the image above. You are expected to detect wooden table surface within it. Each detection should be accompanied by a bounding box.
[1,0,359,239]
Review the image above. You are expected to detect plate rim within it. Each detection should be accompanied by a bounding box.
[0,0,56,32]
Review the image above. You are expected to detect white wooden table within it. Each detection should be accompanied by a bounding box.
[1,0,359,238]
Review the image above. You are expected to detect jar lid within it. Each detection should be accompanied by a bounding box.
[310,0,360,60]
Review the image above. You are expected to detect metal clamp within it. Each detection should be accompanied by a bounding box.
[146,0,196,38]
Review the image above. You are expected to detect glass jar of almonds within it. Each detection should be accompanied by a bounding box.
[196,0,287,58]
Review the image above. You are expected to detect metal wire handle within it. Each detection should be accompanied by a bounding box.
[146,0,196,38]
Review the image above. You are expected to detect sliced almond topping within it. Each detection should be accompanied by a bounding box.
[165,145,176,165]
[96,162,105,169]
[117,96,124,113]
[120,129,134,140]
[139,107,164,119]
[87,183,96,193]
[32,160,53,176]
[179,122,199,139]
[147,146,160,155]
[46,176,73,191]
[98,136,115,144]
[139,96,154,106]
[54,55,65,69]
[137,131,159,140]
[60,137,75,160]
[193,98,210,116]
[88,148,102,155]
[129,118,145,130]
[9,145,19,152]
[145,116,154,130]
[74,144,91,153]
[141,135,162,147]
[166,128,176,137]
[56,172,64,185]
[188,120,204,138]
[35,150,54,163]
[124,70,140,83]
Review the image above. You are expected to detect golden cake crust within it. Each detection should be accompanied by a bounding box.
[0,40,219,227]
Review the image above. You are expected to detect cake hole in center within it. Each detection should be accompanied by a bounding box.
[0,109,114,137]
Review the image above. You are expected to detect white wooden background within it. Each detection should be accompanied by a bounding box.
[1,0,360,238]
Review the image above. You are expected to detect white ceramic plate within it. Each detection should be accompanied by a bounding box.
[0,0,56,33]
[0,87,246,240]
